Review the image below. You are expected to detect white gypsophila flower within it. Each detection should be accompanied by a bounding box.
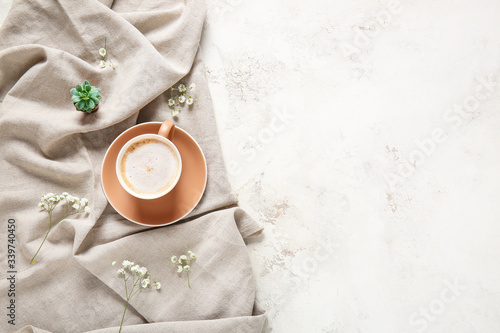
[141,278,150,288]
[38,202,44,209]
[66,195,74,202]
[84,206,91,214]
[170,255,177,263]
[183,265,190,272]
[154,281,161,290]
[168,98,175,106]
[178,84,186,92]
[186,97,194,105]
[138,267,148,276]
[72,203,80,210]
[118,268,125,275]
[131,265,140,273]
[177,265,183,273]
[189,83,196,91]
[62,192,69,197]
[122,260,133,268]
[73,196,80,202]
[81,198,88,205]
[179,255,188,262]
[171,109,179,117]
[99,48,106,57]
[189,252,196,260]
[112,261,117,266]
[178,95,186,103]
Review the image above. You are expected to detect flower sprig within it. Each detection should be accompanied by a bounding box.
[170,250,196,288]
[168,83,196,117]
[31,192,90,264]
[112,260,161,333]
[99,37,116,69]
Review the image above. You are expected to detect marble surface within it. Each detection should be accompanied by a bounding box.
[201,1,500,332]
[3,1,500,332]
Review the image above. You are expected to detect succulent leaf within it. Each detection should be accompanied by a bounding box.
[72,80,101,112]
[76,100,86,110]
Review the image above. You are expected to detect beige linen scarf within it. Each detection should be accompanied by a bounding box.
[0,0,266,332]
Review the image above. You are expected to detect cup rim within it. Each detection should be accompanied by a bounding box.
[115,133,183,200]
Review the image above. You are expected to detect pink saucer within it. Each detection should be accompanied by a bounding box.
[101,122,207,226]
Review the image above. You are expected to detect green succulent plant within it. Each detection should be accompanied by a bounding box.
[70,80,101,113]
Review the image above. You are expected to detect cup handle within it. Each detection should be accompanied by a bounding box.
[158,120,175,141]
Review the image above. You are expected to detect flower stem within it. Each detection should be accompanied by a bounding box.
[118,299,129,333]
[108,56,115,68]
[30,225,52,264]
[30,212,72,264]
[187,272,191,289]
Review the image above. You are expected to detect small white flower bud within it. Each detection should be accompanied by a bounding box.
[141,278,150,288]
[138,267,148,276]
[122,260,133,268]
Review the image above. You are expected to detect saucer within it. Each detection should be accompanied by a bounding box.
[101,122,207,226]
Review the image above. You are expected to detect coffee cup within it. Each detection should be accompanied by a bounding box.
[115,120,182,200]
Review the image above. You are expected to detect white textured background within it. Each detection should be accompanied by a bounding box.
[3,1,500,332]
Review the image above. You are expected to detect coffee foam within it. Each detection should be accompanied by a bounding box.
[120,138,179,196]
